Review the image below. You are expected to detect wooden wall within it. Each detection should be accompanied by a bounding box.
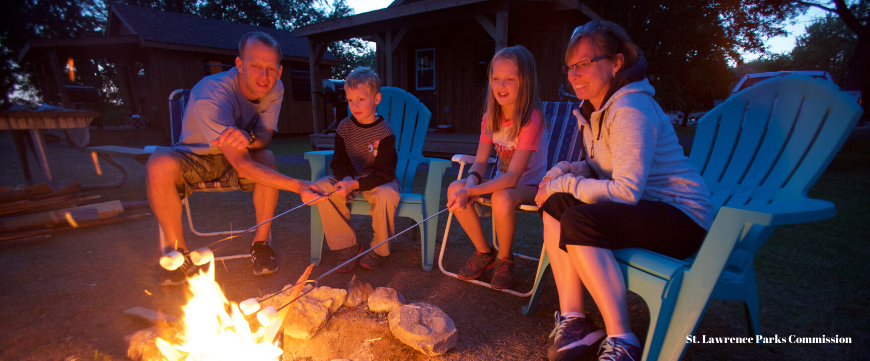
[143,48,327,139]
[380,4,585,134]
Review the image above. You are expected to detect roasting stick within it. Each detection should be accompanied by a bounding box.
[208,190,336,251]
[160,191,335,270]
[242,207,451,318]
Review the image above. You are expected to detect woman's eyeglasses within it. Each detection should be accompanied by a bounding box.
[562,54,609,73]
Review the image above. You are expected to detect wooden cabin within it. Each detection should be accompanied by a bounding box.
[294,0,599,135]
[18,3,339,139]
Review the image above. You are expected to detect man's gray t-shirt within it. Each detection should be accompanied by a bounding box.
[174,67,284,155]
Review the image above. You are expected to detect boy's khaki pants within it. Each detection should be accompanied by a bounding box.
[314,176,401,257]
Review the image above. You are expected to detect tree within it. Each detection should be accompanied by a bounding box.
[789,0,869,115]
[583,0,802,126]
[1,0,369,109]
[790,14,857,84]
[0,0,104,108]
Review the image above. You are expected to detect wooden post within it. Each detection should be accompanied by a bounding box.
[47,50,71,108]
[385,28,406,87]
[308,40,327,133]
[495,1,509,51]
[115,62,135,117]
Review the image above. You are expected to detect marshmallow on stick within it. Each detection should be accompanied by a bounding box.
[159,250,185,270]
[240,298,261,316]
[190,247,214,266]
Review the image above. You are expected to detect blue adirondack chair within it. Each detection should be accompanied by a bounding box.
[438,101,580,296]
[522,75,862,361]
[304,86,452,271]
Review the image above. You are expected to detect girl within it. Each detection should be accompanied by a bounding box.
[446,45,549,290]
[535,21,713,361]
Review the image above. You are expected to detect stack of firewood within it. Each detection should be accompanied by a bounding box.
[0,182,145,243]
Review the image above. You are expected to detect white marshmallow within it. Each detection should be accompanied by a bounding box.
[190,247,214,266]
[240,298,261,315]
[159,250,185,270]
[257,306,278,327]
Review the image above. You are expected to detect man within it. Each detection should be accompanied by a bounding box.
[147,31,324,286]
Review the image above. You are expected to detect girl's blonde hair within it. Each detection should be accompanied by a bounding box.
[483,45,546,141]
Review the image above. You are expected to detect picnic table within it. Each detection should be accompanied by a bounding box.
[1,107,99,190]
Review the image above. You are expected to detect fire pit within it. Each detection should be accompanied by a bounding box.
[150,264,312,361]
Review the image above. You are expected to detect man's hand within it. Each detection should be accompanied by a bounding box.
[334,178,359,198]
[210,126,249,150]
[300,181,327,205]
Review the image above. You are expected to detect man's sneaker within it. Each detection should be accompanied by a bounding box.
[159,249,194,286]
[335,243,363,273]
[359,251,385,271]
[547,311,606,361]
[490,255,516,289]
[598,337,642,361]
[457,250,496,280]
[251,241,278,276]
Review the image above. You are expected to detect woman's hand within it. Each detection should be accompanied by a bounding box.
[535,177,554,207]
[538,176,553,191]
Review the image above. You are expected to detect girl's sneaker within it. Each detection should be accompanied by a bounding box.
[490,255,516,289]
[457,251,496,280]
[598,337,642,361]
[548,311,606,361]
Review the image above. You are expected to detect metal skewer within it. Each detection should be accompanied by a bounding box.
[208,191,335,251]
[255,208,450,310]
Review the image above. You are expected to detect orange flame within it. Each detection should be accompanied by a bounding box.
[155,262,283,360]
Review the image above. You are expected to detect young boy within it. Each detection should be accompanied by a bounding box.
[314,67,400,272]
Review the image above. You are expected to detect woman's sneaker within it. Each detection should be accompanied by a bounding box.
[598,337,642,361]
[457,251,496,280]
[548,311,606,361]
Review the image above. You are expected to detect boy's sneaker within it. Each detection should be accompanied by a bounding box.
[251,241,278,275]
[490,255,515,289]
[359,251,385,270]
[548,311,606,361]
[457,250,496,280]
[335,243,363,273]
[598,337,642,361]
[159,249,194,286]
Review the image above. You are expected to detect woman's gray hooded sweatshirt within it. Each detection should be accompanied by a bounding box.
[543,67,714,230]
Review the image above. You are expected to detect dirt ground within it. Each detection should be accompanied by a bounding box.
[0,133,866,361]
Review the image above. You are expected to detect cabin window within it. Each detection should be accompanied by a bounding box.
[415,48,435,90]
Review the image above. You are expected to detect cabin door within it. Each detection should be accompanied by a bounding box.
[413,47,437,128]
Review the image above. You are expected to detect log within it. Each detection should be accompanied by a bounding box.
[0,208,99,231]
[0,183,53,203]
[59,200,124,219]
[124,306,179,324]
[0,194,100,217]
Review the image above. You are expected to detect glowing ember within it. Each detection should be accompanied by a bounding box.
[154,263,282,361]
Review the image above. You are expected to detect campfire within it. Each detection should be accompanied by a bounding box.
[153,259,312,361]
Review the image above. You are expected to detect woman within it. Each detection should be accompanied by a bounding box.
[535,20,714,361]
